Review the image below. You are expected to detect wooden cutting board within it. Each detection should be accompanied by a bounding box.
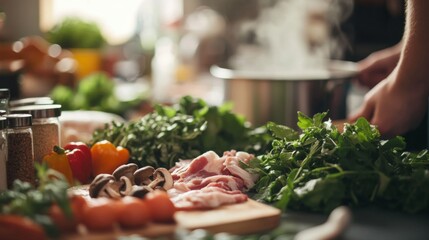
[63,199,281,239]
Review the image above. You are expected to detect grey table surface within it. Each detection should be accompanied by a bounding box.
[282,207,429,240]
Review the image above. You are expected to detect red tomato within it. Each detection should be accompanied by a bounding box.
[145,190,176,223]
[48,195,88,233]
[0,215,47,240]
[49,204,76,233]
[69,195,88,224]
[116,196,151,229]
[81,198,117,232]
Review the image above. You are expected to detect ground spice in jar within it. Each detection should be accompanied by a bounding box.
[31,123,59,163]
[5,114,35,188]
[11,104,61,163]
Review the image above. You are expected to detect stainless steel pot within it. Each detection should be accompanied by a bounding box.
[210,60,357,127]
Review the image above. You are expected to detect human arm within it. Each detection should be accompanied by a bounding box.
[348,0,429,138]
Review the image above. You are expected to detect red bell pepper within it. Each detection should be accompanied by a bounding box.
[66,148,91,184]
[64,142,92,184]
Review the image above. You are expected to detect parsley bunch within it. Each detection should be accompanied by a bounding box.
[91,96,272,168]
[251,112,429,213]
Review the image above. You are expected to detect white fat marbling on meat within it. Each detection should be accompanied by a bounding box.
[169,150,258,210]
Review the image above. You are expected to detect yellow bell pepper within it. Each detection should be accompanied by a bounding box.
[42,146,74,184]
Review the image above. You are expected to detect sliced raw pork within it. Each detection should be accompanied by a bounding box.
[168,150,258,210]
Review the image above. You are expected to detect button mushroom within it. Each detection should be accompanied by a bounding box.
[89,174,121,199]
[130,185,153,198]
[112,163,138,183]
[118,175,133,196]
[148,168,173,190]
[134,166,155,185]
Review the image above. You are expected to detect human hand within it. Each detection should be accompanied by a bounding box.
[357,43,402,89]
[349,68,428,138]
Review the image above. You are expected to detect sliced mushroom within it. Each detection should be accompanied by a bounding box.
[118,176,133,196]
[112,163,138,183]
[148,168,173,190]
[130,185,153,198]
[134,166,155,185]
[102,180,122,199]
[89,174,115,198]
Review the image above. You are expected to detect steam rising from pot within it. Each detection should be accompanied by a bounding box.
[229,0,353,73]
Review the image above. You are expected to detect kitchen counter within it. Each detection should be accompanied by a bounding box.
[279,207,429,240]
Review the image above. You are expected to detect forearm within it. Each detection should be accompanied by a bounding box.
[395,0,429,95]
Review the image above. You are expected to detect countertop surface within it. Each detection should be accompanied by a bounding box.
[281,206,429,240]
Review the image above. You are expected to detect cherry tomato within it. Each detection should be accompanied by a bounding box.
[48,195,88,233]
[49,204,75,233]
[116,196,151,229]
[69,195,88,224]
[81,198,117,232]
[145,190,176,223]
[0,215,47,240]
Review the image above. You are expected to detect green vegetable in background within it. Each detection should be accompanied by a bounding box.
[46,17,105,49]
[249,112,429,213]
[50,85,74,110]
[90,96,272,168]
[50,72,143,116]
[76,72,115,107]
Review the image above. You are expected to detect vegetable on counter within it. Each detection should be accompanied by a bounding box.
[90,96,272,169]
[0,163,174,238]
[145,190,176,223]
[88,163,173,199]
[0,215,47,240]
[63,141,92,182]
[42,146,74,184]
[43,144,92,185]
[249,112,429,213]
[90,140,130,176]
[0,164,72,238]
[48,195,87,233]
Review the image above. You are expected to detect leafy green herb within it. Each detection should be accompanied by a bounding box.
[90,96,272,168]
[0,164,72,237]
[250,112,429,213]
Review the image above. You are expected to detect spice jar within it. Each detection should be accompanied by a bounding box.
[0,88,10,113]
[11,104,61,164]
[9,97,54,108]
[0,117,8,191]
[5,114,34,188]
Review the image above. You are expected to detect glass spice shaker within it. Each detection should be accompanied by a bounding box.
[5,114,35,188]
[9,97,54,108]
[0,117,8,191]
[11,104,61,164]
[0,88,10,113]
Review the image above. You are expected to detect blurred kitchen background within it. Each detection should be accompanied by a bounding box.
[0,0,405,126]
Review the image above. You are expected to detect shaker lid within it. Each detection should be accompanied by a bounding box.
[5,114,32,128]
[11,104,62,119]
[10,97,54,107]
[0,89,10,99]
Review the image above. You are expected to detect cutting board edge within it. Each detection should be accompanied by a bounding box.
[183,212,282,235]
